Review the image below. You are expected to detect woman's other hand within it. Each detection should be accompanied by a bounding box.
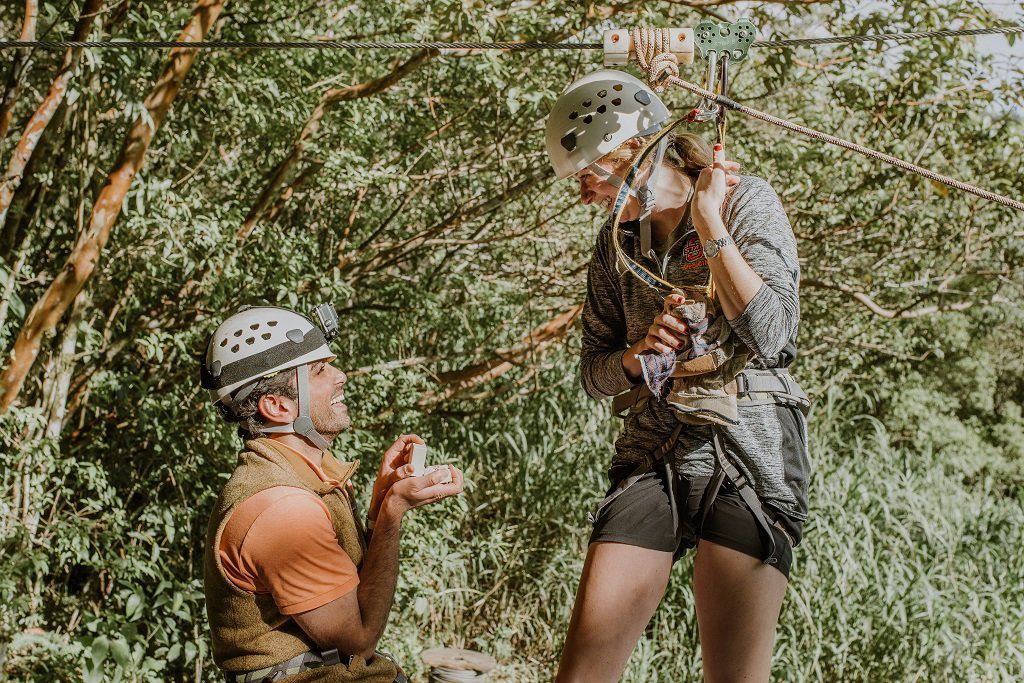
[692,144,740,235]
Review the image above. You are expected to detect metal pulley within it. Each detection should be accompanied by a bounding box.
[688,18,758,143]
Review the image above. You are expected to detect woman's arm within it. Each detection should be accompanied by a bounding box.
[692,145,799,360]
[579,226,636,399]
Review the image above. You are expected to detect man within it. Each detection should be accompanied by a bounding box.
[200,304,463,682]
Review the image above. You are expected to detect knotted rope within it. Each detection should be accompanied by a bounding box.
[630,26,680,92]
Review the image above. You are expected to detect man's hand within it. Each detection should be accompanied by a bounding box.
[367,434,423,524]
[381,465,464,519]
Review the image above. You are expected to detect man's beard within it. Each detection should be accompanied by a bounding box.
[310,402,351,440]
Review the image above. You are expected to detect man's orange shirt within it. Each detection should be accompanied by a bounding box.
[219,442,360,615]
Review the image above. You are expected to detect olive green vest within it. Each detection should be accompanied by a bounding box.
[203,438,398,682]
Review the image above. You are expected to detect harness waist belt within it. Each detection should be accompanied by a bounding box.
[225,649,408,683]
[613,367,808,418]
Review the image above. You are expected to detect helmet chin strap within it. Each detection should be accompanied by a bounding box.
[588,136,671,261]
[260,364,331,451]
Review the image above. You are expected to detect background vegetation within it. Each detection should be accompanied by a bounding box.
[1,0,1022,680]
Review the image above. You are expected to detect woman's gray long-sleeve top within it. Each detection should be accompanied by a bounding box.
[579,175,810,530]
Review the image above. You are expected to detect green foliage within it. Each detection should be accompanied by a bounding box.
[1,0,1023,680]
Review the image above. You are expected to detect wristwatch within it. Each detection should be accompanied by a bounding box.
[703,235,734,259]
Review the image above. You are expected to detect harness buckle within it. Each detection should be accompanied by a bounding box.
[734,370,749,397]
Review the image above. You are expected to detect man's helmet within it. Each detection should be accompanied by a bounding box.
[544,69,670,180]
[545,69,676,260]
[201,304,340,449]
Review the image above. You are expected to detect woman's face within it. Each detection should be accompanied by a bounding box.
[573,156,640,221]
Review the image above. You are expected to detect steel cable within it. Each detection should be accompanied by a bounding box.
[0,25,1021,51]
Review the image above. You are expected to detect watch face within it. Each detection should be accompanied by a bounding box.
[704,239,719,258]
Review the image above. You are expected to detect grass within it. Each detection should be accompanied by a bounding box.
[377,382,1024,682]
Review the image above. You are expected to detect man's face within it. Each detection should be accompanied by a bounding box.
[305,358,351,439]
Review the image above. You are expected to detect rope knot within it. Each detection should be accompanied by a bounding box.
[630,26,679,92]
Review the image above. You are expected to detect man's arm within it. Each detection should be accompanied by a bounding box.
[291,466,463,660]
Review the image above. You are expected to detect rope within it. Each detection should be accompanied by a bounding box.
[0,26,1020,51]
[663,74,1024,211]
[429,666,487,682]
[630,27,679,91]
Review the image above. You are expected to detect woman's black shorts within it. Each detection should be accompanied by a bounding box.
[588,465,799,578]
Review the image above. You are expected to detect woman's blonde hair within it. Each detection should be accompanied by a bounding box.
[601,132,714,179]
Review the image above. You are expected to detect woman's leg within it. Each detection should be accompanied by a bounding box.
[693,540,788,683]
[555,541,674,683]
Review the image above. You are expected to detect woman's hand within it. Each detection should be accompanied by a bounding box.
[692,144,741,237]
[623,293,692,380]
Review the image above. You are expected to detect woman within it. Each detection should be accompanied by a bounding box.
[547,70,810,682]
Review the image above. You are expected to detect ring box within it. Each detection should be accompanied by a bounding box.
[410,444,452,484]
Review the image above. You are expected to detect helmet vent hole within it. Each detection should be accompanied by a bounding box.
[219,338,227,347]
[582,99,592,107]
[612,97,621,106]
[245,337,255,345]
[250,323,259,330]
[268,320,278,327]
[231,344,240,353]
[597,89,607,98]
[613,84,623,91]
[233,329,242,337]
[569,111,578,120]
[262,333,272,340]
[583,115,592,124]
[597,104,606,114]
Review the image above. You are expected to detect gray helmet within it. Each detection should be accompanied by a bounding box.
[544,69,670,179]
[545,69,676,260]
[201,304,340,449]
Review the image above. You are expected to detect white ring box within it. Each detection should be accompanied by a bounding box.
[410,444,452,484]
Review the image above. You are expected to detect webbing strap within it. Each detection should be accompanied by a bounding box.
[588,423,683,524]
[260,364,331,450]
[711,429,780,565]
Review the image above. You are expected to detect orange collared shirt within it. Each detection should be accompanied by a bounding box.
[219,442,360,615]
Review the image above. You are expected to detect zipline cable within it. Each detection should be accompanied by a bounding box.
[0,25,1021,51]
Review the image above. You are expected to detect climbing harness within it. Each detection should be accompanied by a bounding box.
[592,368,809,563]
[225,648,409,683]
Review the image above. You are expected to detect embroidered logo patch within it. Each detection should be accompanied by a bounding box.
[681,234,707,271]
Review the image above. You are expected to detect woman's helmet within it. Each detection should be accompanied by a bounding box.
[545,69,674,259]
[544,69,670,179]
[201,304,340,449]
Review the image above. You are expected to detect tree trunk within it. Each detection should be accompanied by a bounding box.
[0,0,228,413]
[0,0,105,231]
[418,303,583,406]
[0,0,38,139]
